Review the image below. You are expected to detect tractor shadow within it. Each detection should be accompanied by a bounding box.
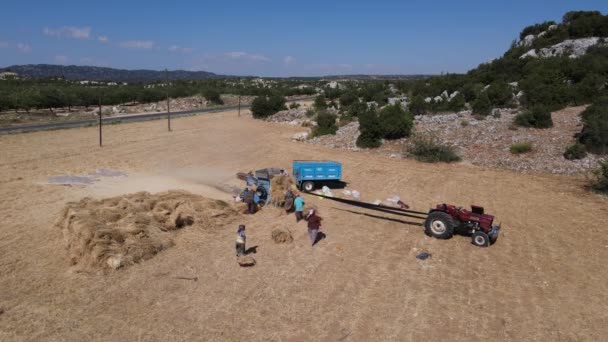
[332,208,424,227]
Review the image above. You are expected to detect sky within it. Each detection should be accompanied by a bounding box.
[1,0,607,77]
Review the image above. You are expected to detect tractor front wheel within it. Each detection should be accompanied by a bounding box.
[302,181,315,192]
[472,231,490,247]
[424,211,455,239]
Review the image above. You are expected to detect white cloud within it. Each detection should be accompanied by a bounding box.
[120,40,155,49]
[17,43,31,53]
[169,45,193,54]
[225,51,270,62]
[97,35,109,43]
[284,56,295,66]
[43,26,91,39]
[54,55,68,64]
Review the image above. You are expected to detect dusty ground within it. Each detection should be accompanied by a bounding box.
[0,107,607,341]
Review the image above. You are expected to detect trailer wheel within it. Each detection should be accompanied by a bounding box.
[302,181,315,192]
[472,231,490,247]
[424,211,455,239]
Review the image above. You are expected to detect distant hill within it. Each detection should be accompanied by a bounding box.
[0,64,225,83]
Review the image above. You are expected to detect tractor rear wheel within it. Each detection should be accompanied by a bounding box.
[424,211,455,239]
[302,181,315,192]
[472,231,490,247]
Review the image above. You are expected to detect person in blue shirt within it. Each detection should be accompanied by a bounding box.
[294,192,305,222]
[236,225,246,256]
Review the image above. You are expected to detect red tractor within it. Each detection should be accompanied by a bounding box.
[424,204,500,247]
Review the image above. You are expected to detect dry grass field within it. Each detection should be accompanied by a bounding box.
[1,108,607,341]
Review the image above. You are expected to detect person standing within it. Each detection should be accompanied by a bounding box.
[244,188,255,214]
[294,192,305,222]
[236,225,246,256]
[305,209,322,246]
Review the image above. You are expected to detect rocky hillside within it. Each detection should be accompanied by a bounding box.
[0,64,225,82]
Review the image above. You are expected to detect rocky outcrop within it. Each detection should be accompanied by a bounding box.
[520,37,606,59]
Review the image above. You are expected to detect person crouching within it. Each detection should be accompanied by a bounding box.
[236,225,246,256]
[305,209,322,246]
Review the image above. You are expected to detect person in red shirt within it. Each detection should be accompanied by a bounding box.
[305,209,323,246]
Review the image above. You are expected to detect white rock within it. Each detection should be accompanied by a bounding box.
[441,90,449,99]
[292,132,309,141]
[433,96,443,103]
[520,49,539,59]
[424,97,433,103]
[519,34,537,47]
[548,24,558,31]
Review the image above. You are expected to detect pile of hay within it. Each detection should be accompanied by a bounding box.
[269,175,295,206]
[271,228,294,244]
[55,190,237,271]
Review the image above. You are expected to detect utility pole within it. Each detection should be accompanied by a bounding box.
[98,94,103,147]
[166,68,171,132]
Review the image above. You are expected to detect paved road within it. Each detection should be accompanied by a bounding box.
[0,96,315,135]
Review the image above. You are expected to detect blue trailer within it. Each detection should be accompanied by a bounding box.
[292,160,342,191]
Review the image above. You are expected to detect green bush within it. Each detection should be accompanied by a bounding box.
[339,92,358,108]
[407,134,461,163]
[510,142,533,154]
[312,111,338,137]
[356,107,383,148]
[514,106,553,128]
[289,102,301,109]
[447,93,466,112]
[578,97,608,154]
[250,94,286,119]
[472,92,491,116]
[347,101,367,118]
[378,103,414,140]
[590,161,608,193]
[486,81,513,107]
[563,143,587,160]
[408,95,427,115]
[313,95,327,110]
[202,89,223,105]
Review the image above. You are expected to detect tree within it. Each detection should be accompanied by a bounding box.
[409,95,427,115]
[447,93,466,112]
[578,97,608,154]
[356,106,382,148]
[312,111,338,136]
[378,103,414,140]
[472,92,491,116]
[486,81,513,107]
[339,92,358,108]
[313,95,327,110]
[250,96,272,118]
[203,89,223,105]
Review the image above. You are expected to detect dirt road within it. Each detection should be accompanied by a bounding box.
[0,108,607,341]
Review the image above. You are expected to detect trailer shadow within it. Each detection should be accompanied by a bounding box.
[332,208,424,227]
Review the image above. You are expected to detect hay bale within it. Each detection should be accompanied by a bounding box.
[237,255,256,267]
[269,175,294,206]
[272,228,293,244]
[55,190,237,271]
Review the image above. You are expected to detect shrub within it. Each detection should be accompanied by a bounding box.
[312,111,338,137]
[339,92,358,108]
[407,134,461,163]
[487,81,513,107]
[510,142,533,154]
[356,107,383,148]
[472,92,491,116]
[202,89,223,105]
[590,161,608,193]
[409,95,427,115]
[250,94,286,119]
[347,101,367,118]
[313,95,327,110]
[563,143,587,160]
[378,103,414,140]
[448,93,466,112]
[514,106,553,128]
[578,97,608,154]
[289,102,301,109]
[460,120,469,127]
